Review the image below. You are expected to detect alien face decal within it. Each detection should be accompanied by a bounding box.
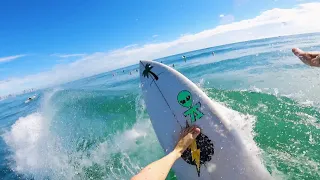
[177,90,204,123]
[177,90,192,108]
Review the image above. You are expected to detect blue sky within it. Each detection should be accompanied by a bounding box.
[0,0,319,95]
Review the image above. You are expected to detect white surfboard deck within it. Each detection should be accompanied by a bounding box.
[139,60,272,180]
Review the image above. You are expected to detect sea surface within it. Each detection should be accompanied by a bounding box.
[1,33,320,180]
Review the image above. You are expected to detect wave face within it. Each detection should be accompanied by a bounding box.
[1,33,320,180]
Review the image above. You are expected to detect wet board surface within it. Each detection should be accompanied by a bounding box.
[139,60,272,180]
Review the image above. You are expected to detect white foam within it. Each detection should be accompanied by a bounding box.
[266,147,320,179]
[2,90,160,180]
[212,101,261,156]
[2,112,72,179]
[296,112,320,129]
[197,77,268,172]
[3,113,45,171]
[3,113,155,179]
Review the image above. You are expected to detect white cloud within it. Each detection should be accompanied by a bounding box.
[0,55,26,63]
[2,2,320,96]
[152,34,159,38]
[51,53,86,58]
[219,14,235,24]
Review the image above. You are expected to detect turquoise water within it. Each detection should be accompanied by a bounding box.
[1,33,320,180]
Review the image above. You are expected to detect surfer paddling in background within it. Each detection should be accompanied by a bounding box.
[292,48,320,67]
[131,125,200,180]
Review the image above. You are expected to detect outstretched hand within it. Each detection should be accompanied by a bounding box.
[292,48,320,67]
[131,125,200,180]
[174,125,201,157]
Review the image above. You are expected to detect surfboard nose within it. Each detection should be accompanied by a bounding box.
[139,60,154,73]
[139,60,152,66]
[139,60,146,73]
[139,60,148,77]
[140,60,162,84]
[139,60,164,75]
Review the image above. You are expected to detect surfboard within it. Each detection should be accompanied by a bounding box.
[139,60,272,180]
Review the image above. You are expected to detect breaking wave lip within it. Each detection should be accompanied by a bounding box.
[197,79,285,178]
[197,79,259,151]
[1,90,159,180]
[246,86,320,109]
[3,113,66,177]
[2,88,72,179]
[2,113,156,179]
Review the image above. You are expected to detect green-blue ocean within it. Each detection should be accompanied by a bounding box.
[1,33,320,180]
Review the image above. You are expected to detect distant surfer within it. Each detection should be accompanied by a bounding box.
[132,126,200,180]
[292,48,320,67]
[212,52,215,56]
[25,95,36,103]
[172,64,175,68]
[182,55,186,62]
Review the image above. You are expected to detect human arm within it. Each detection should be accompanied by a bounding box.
[131,126,200,180]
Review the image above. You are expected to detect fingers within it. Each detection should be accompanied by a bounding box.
[310,55,320,67]
[292,48,320,59]
[179,128,187,138]
[292,48,306,57]
[179,125,200,139]
[292,48,310,61]
[292,48,314,66]
[306,51,320,57]
[293,47,320,66]
[191,127,201,139]
[292,48,309,64]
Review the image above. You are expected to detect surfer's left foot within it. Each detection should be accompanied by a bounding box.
[173,125,200,157]
[292,48,320,67]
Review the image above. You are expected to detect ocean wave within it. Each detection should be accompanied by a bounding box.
[207,88,320,179]
[1,86,281,180]
[3,112,160,179]
[1,90,161,180]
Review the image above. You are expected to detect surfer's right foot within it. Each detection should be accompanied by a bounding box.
[173,125,200,157]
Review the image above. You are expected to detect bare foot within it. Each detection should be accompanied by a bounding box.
[292,48,320,67]
[173,125,201,157]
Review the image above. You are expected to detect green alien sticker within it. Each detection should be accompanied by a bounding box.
[177,90,213,177]
[177,90,204,123]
